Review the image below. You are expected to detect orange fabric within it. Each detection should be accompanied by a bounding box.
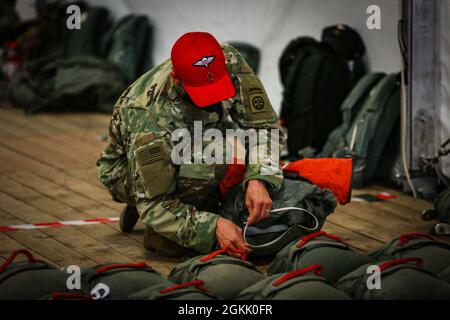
[284,158,353,205]
[219,161,246,198]
[219,158,353,205]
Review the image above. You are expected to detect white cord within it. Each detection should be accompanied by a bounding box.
[242,207,319,248]
[400,70,417,198]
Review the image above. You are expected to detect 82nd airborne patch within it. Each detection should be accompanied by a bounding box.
[249,87,268,113]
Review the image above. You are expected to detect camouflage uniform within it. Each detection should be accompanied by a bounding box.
[97,44,284,253]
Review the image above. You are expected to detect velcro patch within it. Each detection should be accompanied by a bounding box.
[137,145,163,166]
[249,87,267,114]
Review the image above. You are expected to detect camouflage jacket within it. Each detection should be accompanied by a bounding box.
[97,44,284,253]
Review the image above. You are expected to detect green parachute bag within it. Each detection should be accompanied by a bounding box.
[435,187,450,224]
[219,178,336,256]
[82,262,171,300]
[0,249,86,299]
[130,280,219,300]
[8,55,126,114]
[320,72,385,157]
[168,247,265,299]
[336,257,450,300]
[268,231,373,283]
[238,265,351,300]
[369,233,450,276]
[63,5,112,57]
[103,15,153,83]
[321,73,401,187]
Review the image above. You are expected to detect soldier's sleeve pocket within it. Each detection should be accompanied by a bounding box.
[134,134,176,199]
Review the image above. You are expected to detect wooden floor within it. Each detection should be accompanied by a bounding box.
[0,104,447,276]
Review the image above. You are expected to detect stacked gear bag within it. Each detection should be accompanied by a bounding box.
[168,247,265,299]
[219,178,337,256]
[319,73,401,187]
[81,262,171,300]
[8,55,126,114]
[238,265,351,300]
[63,4,112,57]
[0,249,89,300]
[7,4,153,114]
[129,280,219,300]
[336,257,450,299]
[268,231,373,283]
[423,187,450,235]
[103,15,153,83]
[280,25,366,158]
[369,233,450,277]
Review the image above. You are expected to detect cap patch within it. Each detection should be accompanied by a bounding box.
[193,56,215,68]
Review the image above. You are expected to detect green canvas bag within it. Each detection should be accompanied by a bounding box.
[238,265,351,300]
[336,257,450,300]
[435,187,450,224]
[268,231,373,283]
[219,178,336,256]
[8,55,126,114]
[63,5,112,57]
[82,262,170,300]
[0,249,84,300]
[320,72,385,157]
[168,247,265,299]
[323,73,401,187]
[130,280,219,300]
[369,233,450,276]
[103,15,153,82]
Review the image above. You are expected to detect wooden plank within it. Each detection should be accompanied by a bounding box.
[0,175,177,275]
[322,221,384,252]
[0,193,97,267]
[0,232,55,265]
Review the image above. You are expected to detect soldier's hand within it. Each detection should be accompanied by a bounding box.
[216,217,252,258]
[245,179,272,225]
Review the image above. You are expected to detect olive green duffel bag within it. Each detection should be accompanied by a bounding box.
[82,262,171,300]
[0,249,85,299]
[130,279,219,300]
[238,264,351,300]
[268,231,373,282]
[336,257,450,300]
[168,247,265,299]
[369,233,450,276]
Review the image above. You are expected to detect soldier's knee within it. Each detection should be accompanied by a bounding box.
[143,226,196,258]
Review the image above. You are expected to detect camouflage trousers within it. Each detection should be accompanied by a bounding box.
[111,173,221,258]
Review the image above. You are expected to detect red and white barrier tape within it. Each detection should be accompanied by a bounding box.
[0,217,119,233]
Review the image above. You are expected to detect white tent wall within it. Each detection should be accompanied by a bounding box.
[438,0,450,178]
[84,0,402,114]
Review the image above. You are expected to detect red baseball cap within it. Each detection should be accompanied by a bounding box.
[171,32,236,107]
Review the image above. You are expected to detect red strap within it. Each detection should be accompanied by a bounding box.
[51,292,93,300]
[0,249,42,273]
[199,246,247,262]
[272,265,323,287]
[95,262,150,273]
[378,257,424,272]
[296,231,342,248]
[398,233,436,247]
[159,279,207,294]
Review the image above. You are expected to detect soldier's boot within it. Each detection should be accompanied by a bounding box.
[119,205,139,233]
[144,226,194,258]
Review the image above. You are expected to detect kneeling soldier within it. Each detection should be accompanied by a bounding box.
[97,32,283,257]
